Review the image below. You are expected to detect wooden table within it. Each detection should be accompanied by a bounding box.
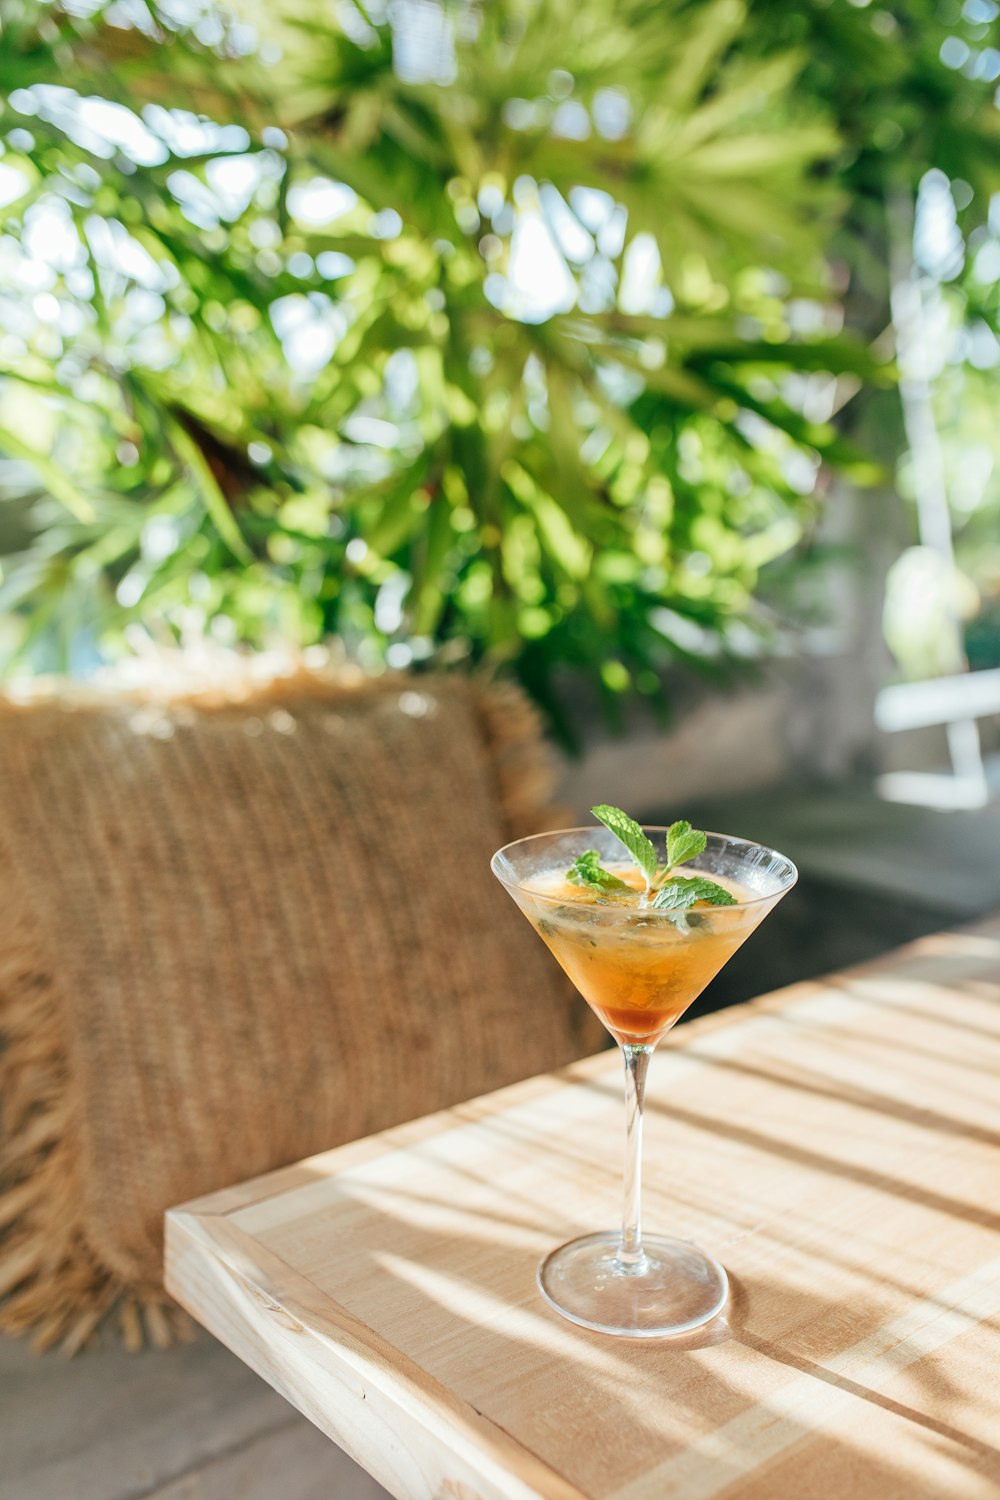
[166,922,1000,1499]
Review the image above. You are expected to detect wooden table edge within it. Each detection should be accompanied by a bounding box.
[165,1206,589,1500]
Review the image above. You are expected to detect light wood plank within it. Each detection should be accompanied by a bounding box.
[167,1212,588,1500]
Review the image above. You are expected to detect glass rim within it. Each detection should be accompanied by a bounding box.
[491,825,798,912]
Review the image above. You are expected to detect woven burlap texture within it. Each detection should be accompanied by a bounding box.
[0,666,602,1353]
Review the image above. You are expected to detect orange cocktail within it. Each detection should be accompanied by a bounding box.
[523,865,754,1045]
[492,818,797,1338]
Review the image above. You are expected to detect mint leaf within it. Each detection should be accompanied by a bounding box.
[591,805,658,889]
[651,876,737,911]
[666,820,707,871]
[566,849,629,891]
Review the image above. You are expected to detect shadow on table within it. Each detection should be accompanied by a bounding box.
[217,933,1000,1495]
[256,1128,998,1498]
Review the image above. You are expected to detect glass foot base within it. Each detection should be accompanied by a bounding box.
[537,1231,728,1337]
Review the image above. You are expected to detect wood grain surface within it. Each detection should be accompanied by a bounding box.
[166,921,1000,1500]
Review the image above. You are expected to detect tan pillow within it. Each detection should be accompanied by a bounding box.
[0,666,601,1352]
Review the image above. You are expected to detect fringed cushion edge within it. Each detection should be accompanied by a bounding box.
[0,826,196,1355]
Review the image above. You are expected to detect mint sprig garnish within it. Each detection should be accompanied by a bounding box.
[567,850,630,892]
[651,876,736,911]
[666,820,706,870]
[591,805,658,891]
[564,805,735,910]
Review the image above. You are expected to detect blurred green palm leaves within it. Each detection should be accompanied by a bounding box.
[0,0,991,732]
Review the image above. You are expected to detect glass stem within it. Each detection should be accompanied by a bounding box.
[618,1043,653,1271]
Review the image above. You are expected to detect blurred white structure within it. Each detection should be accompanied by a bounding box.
[876,179,998,810]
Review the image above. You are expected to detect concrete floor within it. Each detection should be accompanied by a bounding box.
[0,1329,390,1500]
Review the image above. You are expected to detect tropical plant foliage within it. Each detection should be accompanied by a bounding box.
[0,0,996,731]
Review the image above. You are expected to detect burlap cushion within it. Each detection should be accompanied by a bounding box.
[0,665,601,1352]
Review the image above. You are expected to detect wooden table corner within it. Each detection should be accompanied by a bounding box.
[166,919,1000,1500]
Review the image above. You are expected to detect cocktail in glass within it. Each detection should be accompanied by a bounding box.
[491,825,797,1337]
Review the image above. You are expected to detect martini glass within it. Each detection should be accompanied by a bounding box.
[491,825,796,1337]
